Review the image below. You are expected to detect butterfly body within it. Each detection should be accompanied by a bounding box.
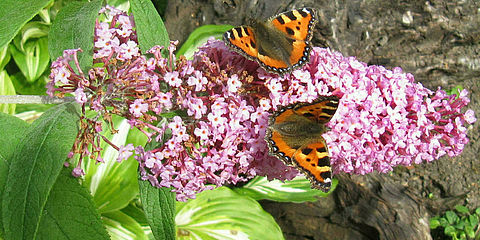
[265,96,339,192]
[248,19,294,68]
[223,8,318,75]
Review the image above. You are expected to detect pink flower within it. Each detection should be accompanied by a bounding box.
[186,71,207,91]
[194,123,210,141]
[72,167,85,177]
[129,99,148,118]
[227,74,242,93]
[117,40,139,60]
[117,144,134,162]
[464,109,477,124]
[74,88,87,104]
[54,66,71,84]
[164,71,182,87]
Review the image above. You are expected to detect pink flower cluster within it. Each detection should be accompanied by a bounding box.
[47,7,172,175]
[47,7,476,201]
[199,40,476,176]
[135,44,299,201]
[257,46,476,174]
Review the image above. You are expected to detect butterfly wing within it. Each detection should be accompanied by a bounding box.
[223,26,259,62]
[293,95,339,124]
[268,8,318,74]
[269,8,317,41]
[266,96,339,192]
[257,54,291,74]
[256,40,312,75]
[265,108,299,165]
[292,137,332,192]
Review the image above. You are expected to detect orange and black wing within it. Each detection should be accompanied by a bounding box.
[292,138,332,192]
[269,8,318,41]
[265,108,298,165]
[293,95,339,124]
[268,8,318,73]
[223,26,259,62]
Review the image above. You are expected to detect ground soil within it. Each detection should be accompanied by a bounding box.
[163,1,480,239]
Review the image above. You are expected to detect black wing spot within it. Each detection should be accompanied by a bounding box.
[303,113,315,118]
[318,156,329,167]
[226,32,236,40]
[320,171,331,179]
[311,163,316,167]
[298,9,309,18]
[251,41,256,49]
[275,16,285,25]
[285,11,297,20]
[285,27,295,36]
[302,148,313,155]
[316,147,327,153]
[326,101,339,108]
[322,108,336,115]
[235,27,244,38]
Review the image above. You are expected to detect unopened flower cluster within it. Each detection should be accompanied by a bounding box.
[47,7,476,201]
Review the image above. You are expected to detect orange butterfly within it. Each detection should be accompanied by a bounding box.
[223,8,318,75]
[265,96,339,192]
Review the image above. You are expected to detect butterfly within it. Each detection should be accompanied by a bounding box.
[265,96,339,192]
[223,8,318,75]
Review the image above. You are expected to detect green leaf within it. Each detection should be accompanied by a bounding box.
[0,0,51,49]
[444,226,456,237]
[446,85,464,98]
[130,0,170,54]
[49,0,102,74]
[467,214,478,228]
[139,180,176,240]
[10,37,50,82]
[120,202,149,226]
[234,176,337,202]
[9,71,47,95]
[0,71,16,114]
[176,25,233,59]
[2,102,80,240]
[429,219,440,229]
[0,44,11,70]
[453,220,464,230]
[0,112,29,237]
[476,207,480,215]
[103,210,148,240]
[439,217,449,227]
[84,120,139,213]
[36,168,110,240]
[455,205,469,214]
[15,22,50,51]
[464,225,475,239]
[176,187,284,240]
[446,211,459,224]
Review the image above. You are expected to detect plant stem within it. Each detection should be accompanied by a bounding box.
[0,95,75,104]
